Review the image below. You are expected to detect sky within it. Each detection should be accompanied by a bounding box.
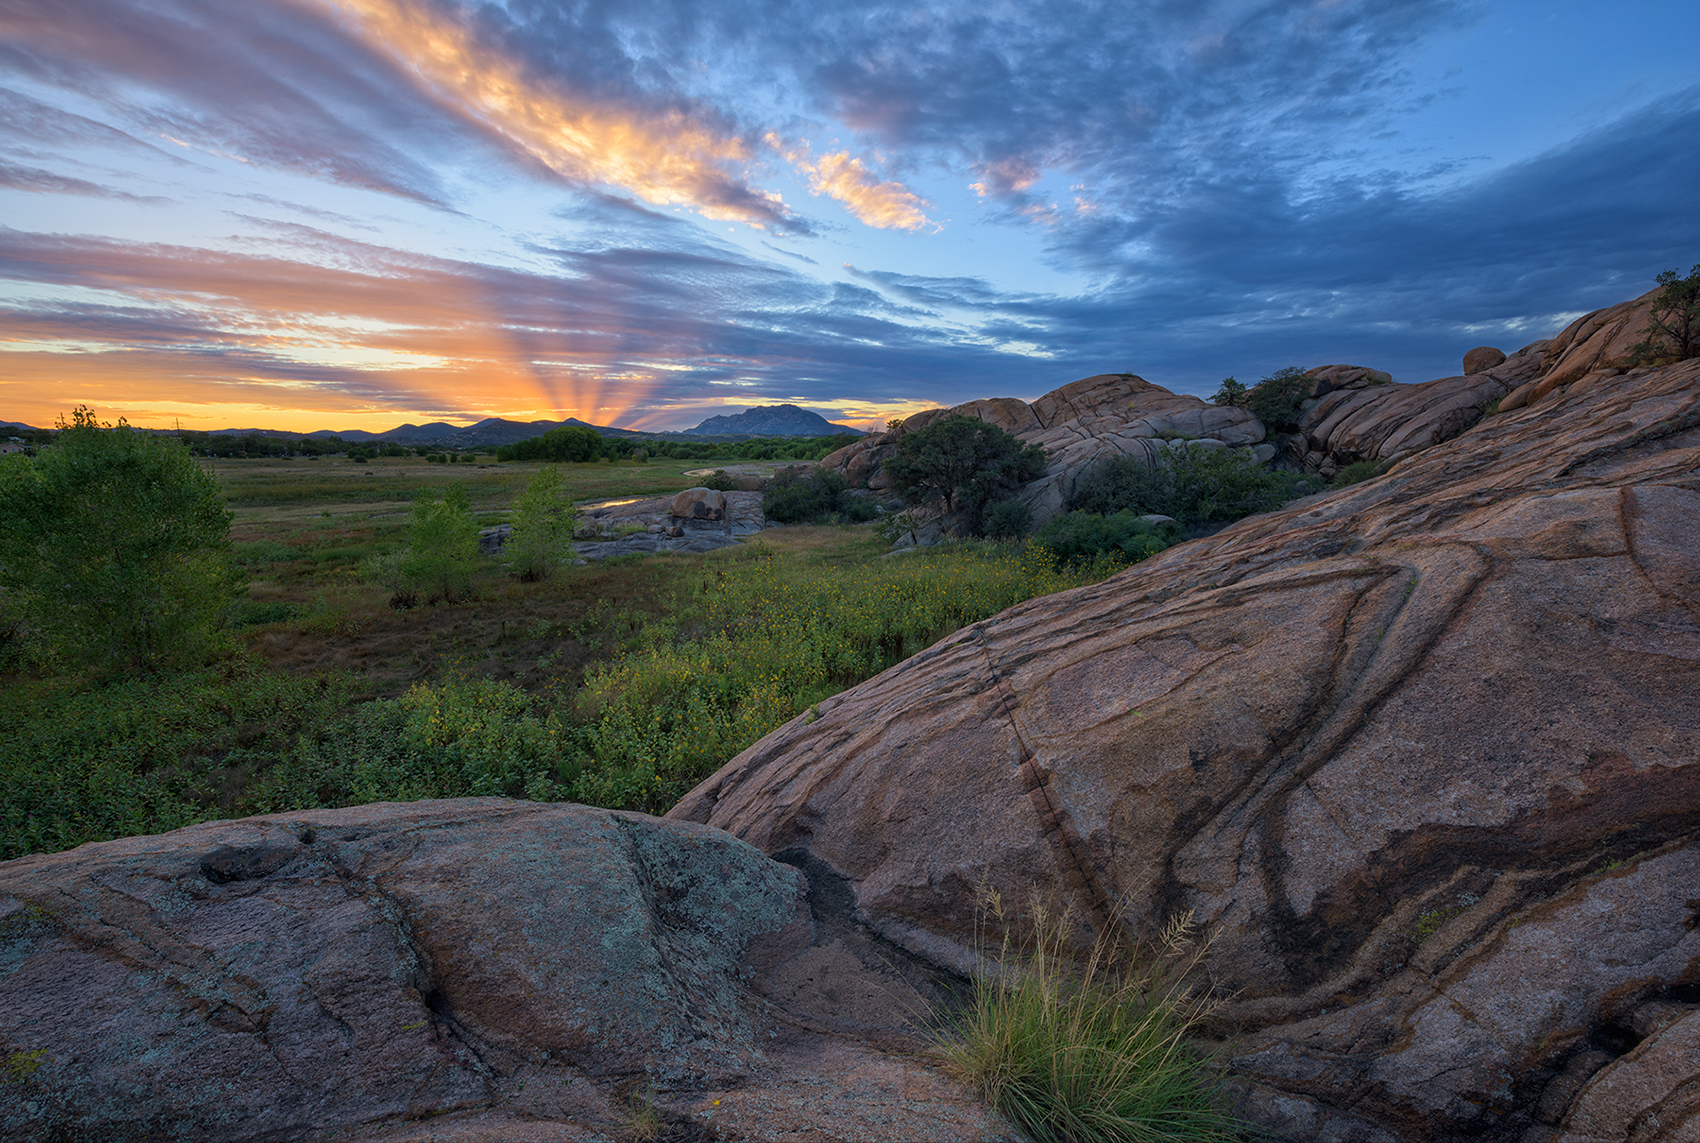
[1,0,1697,434]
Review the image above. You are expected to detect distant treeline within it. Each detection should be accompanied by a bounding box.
[495,425,860,464]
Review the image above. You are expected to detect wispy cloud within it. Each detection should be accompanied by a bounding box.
[302,0,804,229]
[768,136,931,231]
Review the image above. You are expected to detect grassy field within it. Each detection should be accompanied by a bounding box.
[2,455,1135,860]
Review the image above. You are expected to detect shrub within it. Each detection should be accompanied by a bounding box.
[1245,366,1314,431]
[1628,264,1700,366]
[1034,511,1176,567]
[763,468,852,524]
[505,466,578,582]
[1070,444,1297,529]
[701,469,739,492]
[877,509,925,546]
[936,894,1237,1143]
[1331,459,1391,489]
[882,415,1048,532]
[0,406,242,672]
[982,499,1033,540]
[400,484,480,601]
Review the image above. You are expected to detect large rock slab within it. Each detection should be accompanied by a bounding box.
[821,373,1264,530]
[673,355,1700,1141]
[0,800,1017,1142]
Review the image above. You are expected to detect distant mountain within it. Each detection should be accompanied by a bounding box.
[1,420,41,434]
[303,422,463,442]
[685,405,863,437]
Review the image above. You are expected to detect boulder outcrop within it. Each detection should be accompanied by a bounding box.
[571,487,766,559]
[1285,343,1546,477]
[673,354,1700,1141]
[1463,346,1507,374]
[821,373,1265,529]
[1291,288,1670,477]
[0,800,1019,1142]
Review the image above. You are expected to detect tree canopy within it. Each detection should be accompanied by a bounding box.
[0,407,241,671]
[882,415,1048,531]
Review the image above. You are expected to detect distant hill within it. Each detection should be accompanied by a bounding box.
[685,405,863,437]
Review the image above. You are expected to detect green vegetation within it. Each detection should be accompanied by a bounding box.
[1212,366,1315,431]
[1035,511,1179,567]
[0,407,242,672]
[495,428,860,464]
[1,451,1126,857]
[936,894,1237,1143]
[983,498,1033,540]
[1628,264,1700,366]
[1070,443,1303,530]
[400,484,480,604]
[1210,377,1247,408]
[1330,459,1391,489]
[883,415,1048,532]
[504,466,578,582]
[761,467,879,524]
[1244,366,1314,431]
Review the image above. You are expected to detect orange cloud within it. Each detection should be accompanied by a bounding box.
[0,231,673,431]
[766,135,932,231]
[299,0,789,226]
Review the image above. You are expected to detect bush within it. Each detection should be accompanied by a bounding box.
[1071,443,1297,529]
[505,466,577,582]
[0,406,242,672]
[1628,264,1700,366]
[1331,459,1391,489]
[762,468,861,524]
[1034,511,1175,567]
[984,499,1034,540]
[1245,366,1314,432]
[701,469,739,492]
[883,415,1048,533]
[399,484,480,602]
[936,895,1237,1143]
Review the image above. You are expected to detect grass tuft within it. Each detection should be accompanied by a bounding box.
[937,892,1240,1143]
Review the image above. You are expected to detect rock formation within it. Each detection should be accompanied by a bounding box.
[571,487,766,559]
[1463,346,1507,374]
[0,800,1019,1142]
[1289,287,1670,479]
[674,353,1700,1141]
[821,373,1266,530]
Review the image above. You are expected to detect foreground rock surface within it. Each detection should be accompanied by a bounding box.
[675,355,1700,1141]
[0,800,1018,1142]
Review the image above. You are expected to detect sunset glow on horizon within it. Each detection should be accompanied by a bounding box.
[2,0,1696,434]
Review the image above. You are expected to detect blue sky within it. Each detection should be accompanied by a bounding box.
[1,0,1696,432]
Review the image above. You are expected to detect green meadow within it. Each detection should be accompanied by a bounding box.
[2,452,1125,860]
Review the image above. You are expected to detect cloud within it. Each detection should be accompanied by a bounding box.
[0,220,1080,430]
[767,136,931,231]
[0,160,166,201]
[300,0,805,229]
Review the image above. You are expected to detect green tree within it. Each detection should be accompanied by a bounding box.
[1211,376,1249,408]
[505,466,578,582]
[401,483,479,601]
[882,415,1048,533]
[0,406,241,671]
[1628,264,1700,366]
[1244,366,1315,431]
